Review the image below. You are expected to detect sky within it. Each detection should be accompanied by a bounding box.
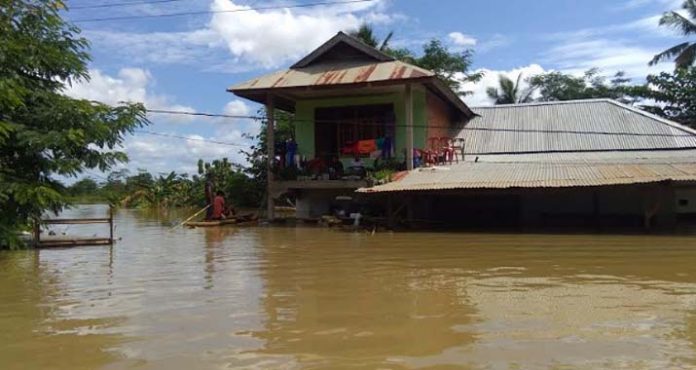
[60,0,690,179]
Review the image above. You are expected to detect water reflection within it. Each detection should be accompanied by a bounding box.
[1,206,696,369]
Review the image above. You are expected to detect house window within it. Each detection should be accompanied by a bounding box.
[315,104,395,159]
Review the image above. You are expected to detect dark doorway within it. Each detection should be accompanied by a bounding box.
[315,104,395,159]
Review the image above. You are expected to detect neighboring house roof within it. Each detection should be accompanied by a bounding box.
[360,99,696,193]
[459,99,696,155]
[228,32,474,118]
[358,160,696,193]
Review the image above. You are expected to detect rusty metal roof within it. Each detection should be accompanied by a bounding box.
[228,32,474,117]
[230,60,434,91]
[459,99,696,154]
[357,159,696,193]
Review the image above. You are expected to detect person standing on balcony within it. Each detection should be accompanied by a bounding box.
[348,156,366,178]
[329,156,344,179]
[286,138,297,168]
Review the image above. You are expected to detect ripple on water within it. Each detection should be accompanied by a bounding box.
[1,206,696,369]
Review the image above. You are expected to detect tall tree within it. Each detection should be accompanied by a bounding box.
[348,24,482,95]
[350,23,393,51]
[528,69,637,104]
[0,1,148,248]
[638,67,696,127]
[649,0,696,68]
[486,73,535,104]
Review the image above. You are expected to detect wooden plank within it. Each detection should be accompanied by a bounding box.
[42,218,111,224]
[38,238,112,248]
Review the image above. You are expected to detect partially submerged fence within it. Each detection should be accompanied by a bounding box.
[34,207,114,248]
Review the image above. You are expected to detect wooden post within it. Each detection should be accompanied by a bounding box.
[405,83,414,170]
[109,206,114,244]
[387,195,395,230]
[266,95,275,221]
[33,219,40,248]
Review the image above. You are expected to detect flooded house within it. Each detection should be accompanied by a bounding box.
[230,32,696,230]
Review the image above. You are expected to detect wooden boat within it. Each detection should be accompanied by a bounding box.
[184,214,258,228]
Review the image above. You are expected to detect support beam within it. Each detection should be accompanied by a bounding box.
[266,95,275,221]
[405,83,414,170]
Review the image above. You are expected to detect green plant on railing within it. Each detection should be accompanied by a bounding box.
[373,157,406,172]
[372,169,396,185]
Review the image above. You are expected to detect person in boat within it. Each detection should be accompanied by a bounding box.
[211,190,226,220]
[204,173,215,220]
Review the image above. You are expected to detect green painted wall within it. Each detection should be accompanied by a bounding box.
[293,87,427,165]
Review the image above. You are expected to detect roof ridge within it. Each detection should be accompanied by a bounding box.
[605,99,696,137]
[470,98,613,109]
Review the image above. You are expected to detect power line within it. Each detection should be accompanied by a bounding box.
[136,130,251,147]
[71,0,376,23]
[145,109,696,138]
[69,0,188,10]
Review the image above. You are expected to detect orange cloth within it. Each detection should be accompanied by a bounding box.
[356,139,377,154]
[212,195,225,219]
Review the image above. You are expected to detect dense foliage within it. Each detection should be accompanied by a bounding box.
[67,160,261,210]
[349,24,482,94]
[528,69,638,104]
[0,1,147,248]
[640,67,696,127]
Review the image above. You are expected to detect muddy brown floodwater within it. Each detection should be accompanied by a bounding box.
[1,205,696,369]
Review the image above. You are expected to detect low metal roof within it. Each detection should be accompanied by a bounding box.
[459,99,696,154]
[357,159,696,193]
[360,100,696,193]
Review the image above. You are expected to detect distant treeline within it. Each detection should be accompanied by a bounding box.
[67,158,263,209]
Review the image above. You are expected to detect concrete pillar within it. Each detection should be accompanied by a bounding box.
[405,83,414,170]
[266,95,275,221]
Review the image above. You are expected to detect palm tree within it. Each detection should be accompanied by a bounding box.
[349,23,393,51]
[650,0,696,68]
[486,73,535,105]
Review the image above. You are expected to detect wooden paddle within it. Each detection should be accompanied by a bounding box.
[171,205,210,230]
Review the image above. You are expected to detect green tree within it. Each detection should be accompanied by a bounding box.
[67,178,99,196]
[528,69,637,104]
[649,0,696,69]
[348,24,482,94]
[349,23,393,51]
[197,158,260,208]
[638,67,696,127]
[486,73,535,104]
[0,1,148,248]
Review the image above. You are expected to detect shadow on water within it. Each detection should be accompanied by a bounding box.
[1,205,696,369]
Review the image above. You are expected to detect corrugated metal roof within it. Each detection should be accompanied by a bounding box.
[230,60,434,91]
[357,160,696,193]
[359,99,696,193]
[459,99,696,154]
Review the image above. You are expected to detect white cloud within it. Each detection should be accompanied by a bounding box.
[85,0,395,71]
[122,131,250,175]
[64,68,195,119]
[448,32,477,47]
[223,100,251,116]
[476,34,512,53]
[543,38,674,78]
[613,0,682,11]
[461,64,547,107]
[208,0,367,68]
